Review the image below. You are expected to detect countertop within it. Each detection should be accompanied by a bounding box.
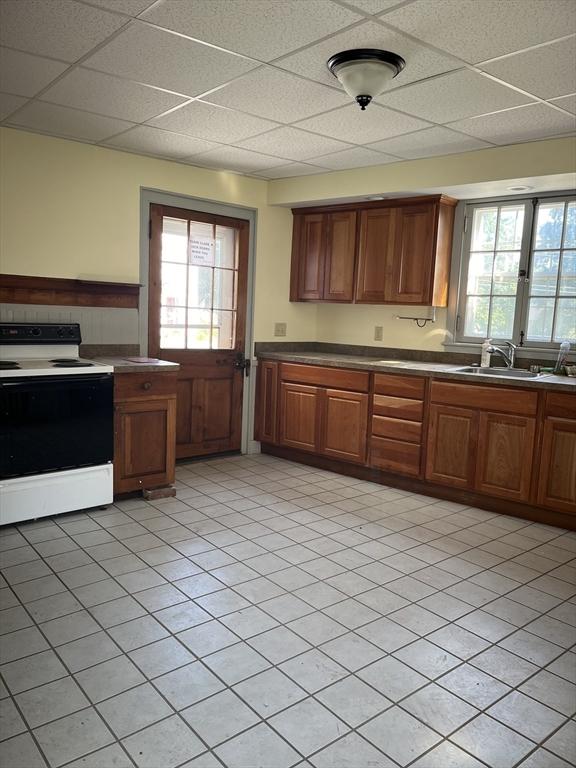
[258,351,576,392]
[92,356,180,373]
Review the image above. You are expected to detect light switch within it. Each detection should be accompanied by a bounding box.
[374,325,383,341]
[274,322,287,337]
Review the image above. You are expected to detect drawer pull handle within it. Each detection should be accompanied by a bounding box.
[142,382,152,391]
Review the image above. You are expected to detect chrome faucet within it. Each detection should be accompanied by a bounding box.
[486,341,517,368]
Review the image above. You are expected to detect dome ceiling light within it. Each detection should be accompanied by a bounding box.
[327,48,406,111]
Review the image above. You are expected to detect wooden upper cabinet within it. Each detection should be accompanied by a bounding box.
[387,204,435,304]
[292,213,326,301]
[355,208,395,303]
[538,417,576,514]
[476,412,535,502]
[324,211,357,302]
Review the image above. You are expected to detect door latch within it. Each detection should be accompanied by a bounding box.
[234,351,251,377]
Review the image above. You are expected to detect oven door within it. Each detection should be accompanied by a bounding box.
[0,373,113,479]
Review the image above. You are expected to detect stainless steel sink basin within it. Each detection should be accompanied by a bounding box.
[453,367,543,379]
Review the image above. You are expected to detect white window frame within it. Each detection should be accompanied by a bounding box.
[446,190,576,359]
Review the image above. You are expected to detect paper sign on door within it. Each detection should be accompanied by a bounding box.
[189,236,215,266]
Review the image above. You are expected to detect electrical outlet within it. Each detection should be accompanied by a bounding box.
[274,322,287,337]
[374,325,383,342]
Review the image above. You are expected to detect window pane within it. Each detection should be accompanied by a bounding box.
[496,205,524,250]
[188,266,212,308]
[530,251,560,295]
[527,297,555,342]
[214,269,235,310]
[215,226,237,268]
[161,306,185,326]
[161,263,187,306]
[186,309,211,349]
[464,296,490,337]
[489,297,515,338]
[161,218,187,264]
[160,327,185,348]
[535,202,565,249]
[212,310,235,349]
[554,298,576,342]
[471,207,498,251]
[189,221,215,267]
[559,250,576,296]
[467,253,493,294]
[564,202,576,248]
[492,251,520,295]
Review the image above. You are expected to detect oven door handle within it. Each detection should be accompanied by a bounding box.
[0,374,113,387]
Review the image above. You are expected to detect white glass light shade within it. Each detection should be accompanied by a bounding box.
[331,59,399,99]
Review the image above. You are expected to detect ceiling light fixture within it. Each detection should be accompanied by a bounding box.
[327,48,406,111]
[507,185,533,192]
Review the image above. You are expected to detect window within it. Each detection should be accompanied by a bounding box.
[457,195,576,348]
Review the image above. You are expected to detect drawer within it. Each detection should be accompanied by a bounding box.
[430,380,538,416]
[370,436,421,477]
[373,394,423,421]
[546,391,576,419]
[114,371,178,401]
[280,363,370,392]
[374,373,425,399]
[372,415,422,444]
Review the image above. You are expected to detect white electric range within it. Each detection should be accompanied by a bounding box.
[0,322,114,525]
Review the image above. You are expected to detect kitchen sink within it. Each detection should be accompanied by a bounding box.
[453,367,544,379]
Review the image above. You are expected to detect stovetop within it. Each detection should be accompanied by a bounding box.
[0,358,113,378]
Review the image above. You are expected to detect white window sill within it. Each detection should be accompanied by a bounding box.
[443,341,569,362]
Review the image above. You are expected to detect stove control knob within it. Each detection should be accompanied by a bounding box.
[31,327,41,336]
[56,327,65,337]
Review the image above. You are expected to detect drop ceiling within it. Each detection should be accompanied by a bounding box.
[0,0,575,179]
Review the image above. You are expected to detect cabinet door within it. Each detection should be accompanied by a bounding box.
[322,389,368,464]
[279,382,320,452]
[292,213,326,301]
[355,208,395,303]
[538,417,576,514]
[425,404,478,489]
[387,204,435,304]
[255,360,278,444]
[476,412,536,502]
[323,211,357,302]
[114,398,176,493]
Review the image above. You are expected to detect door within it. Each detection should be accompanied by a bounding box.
[425,404,478,489]
[387,203,435,304]
[355,208,396,303]
[323,212,356,302]
[538,417,576,514]
[292,213,326,301]
[322,389,368,463]
[279,382,320,452]
[476,412,535,502]
[149,204,249,459]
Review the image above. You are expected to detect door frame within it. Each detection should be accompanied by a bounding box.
[139,188,258,455]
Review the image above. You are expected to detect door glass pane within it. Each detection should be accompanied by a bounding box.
[212,310,235,349]
[489,297,515,338]
[559,250,576,295]
[492,252,520,294]
[497,205,524,250]
[554,298,576,341]
[189,221,215,267]
[160,327,185,348]
[161,218,187,263]
[213,269,235,310]
[464,296,489,337]
[471,208,497,251]
[215,226,237,268]
[564,202,576,248]
[535,202,565,249]
[527,297,555,342]
[161,263,187,306]
[467,253,493,294]
[530,251,560,295]
[186,309,211,349]
[188,267,213,308]
[161,306,185,326]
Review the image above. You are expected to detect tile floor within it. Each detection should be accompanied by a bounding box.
[0,454,575,768]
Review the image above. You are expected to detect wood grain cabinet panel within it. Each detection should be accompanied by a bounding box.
[538,417,576,514]
[425,405,478,489]
[322,389,368,464]
[370,436,421,476]
[255,360,278,444]
[292,214,325,301]
[355,208,395,303]
[373,394,423,421]
[387,204,435,304]
[324,211,357,302]
[279,382,320,452]
[476,412,535,502]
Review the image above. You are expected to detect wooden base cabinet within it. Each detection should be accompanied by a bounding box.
[114,371,177,494]
[537,392,576,514]
[279,382,321,453]
[323,389,368,464]
[425,405,478,489]
[476,412,535,502]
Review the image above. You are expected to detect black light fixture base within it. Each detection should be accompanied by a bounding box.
[356,95,372,110]
[327,48,406,77]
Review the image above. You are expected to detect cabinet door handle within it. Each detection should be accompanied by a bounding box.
[142,381,152,391]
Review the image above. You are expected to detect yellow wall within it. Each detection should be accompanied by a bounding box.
[0,128,316,342]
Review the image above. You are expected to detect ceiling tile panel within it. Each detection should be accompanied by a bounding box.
[187,145,286,173]
[550,94,576,115]
[0,0,127,62]
[237,126,352,161]
[480,36,576,100]
[0,93,27,121]
[255,162,326,178]
[103,125,218,158]
[295,102,429,144]
[382,0,576,64]
[312,145,399,169]
[346,0,408,13]
[276,21,460,90]
[83,22,258,97]
[40,68,188,123]
[142,0,361,62]
[448,103,576,145]
[367,125,492,158]
[381,70,533,123]
[5,101,135,141]
[87,0,157,15]
[149,101,278,143]
[204,68,349,123]
[0,48,68,97]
